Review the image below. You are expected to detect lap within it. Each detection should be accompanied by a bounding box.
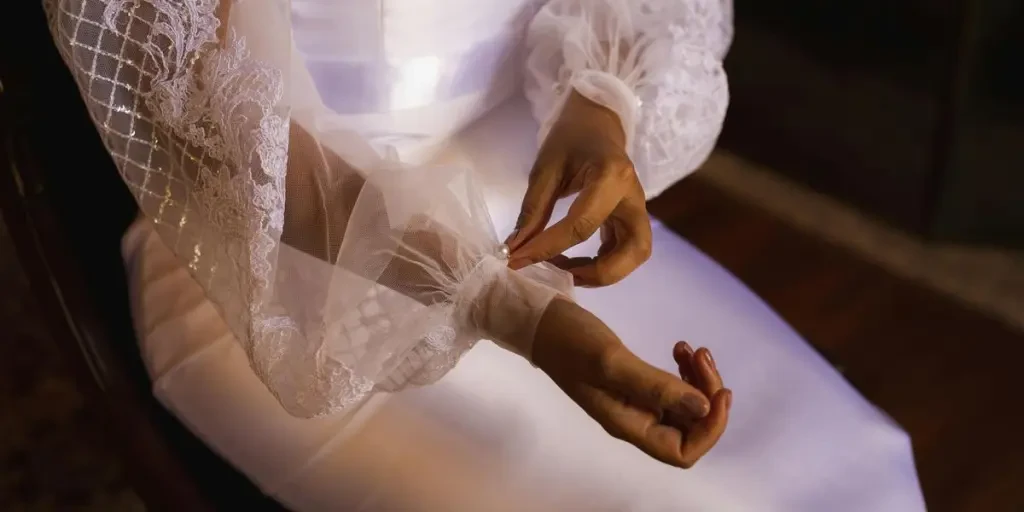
[124,216,925,511]
[122,97,926,511]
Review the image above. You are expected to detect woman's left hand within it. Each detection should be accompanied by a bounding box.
[506,90,652,287]
[533,298,731,469]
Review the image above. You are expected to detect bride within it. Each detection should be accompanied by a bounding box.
[46,0,926,510]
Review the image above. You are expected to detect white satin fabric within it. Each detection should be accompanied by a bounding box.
[125,99,926,511]
[292,0,538,158]
[294,0,731,196]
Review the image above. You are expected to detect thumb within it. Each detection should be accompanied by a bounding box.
[506,156,562,251]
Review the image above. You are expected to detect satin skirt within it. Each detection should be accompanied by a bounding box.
[122,97,926,511]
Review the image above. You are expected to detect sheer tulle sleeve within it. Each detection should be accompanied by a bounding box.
[45,0,572,418]
[524,0,733,198]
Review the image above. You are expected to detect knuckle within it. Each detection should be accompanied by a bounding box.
[579,159,602,182]
[592,261,625,287]
[592,268,618,287]
[597,345,624,382]
[650,381,670,408]
[637,238,653,262]
[570,217,600,243]
[605,155,636,181]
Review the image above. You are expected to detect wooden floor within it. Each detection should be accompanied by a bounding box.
[651,177,1024,512]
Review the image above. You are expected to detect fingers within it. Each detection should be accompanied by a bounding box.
[673,344,723,396]
[582,384,732,470]
[506,156,563,252]
[602,346,710,419]
[678,389,732,468]
[590,344,730,470]
[673,341,697,384]
[540,190,651,286]
[663,342,700,429]
[673,341,695,365]
[508,161,629,270]
[577,386,688,467]
[693,348,723,396]
[545,198,652,287]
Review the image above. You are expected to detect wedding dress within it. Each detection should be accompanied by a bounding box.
[47,0,927,510]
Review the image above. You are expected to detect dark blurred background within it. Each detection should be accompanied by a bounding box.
[2,1,1023,511]
[724,0,1024,248]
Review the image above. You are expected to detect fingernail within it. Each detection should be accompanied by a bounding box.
[683,394,710,417]
[704,350,715,369]
[724,389,733,408]
[673,342,686,358]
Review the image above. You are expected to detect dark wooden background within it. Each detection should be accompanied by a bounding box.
[721,0,1024,248]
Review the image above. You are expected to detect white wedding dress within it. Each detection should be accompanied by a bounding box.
[48,0,926,510]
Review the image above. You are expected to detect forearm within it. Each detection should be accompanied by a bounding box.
[283,123,569,361]
[532,296,620,375]
[281,121,367,262]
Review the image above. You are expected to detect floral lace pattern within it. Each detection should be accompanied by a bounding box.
[526,0,732,199]
[45,0,374,417]
[632,0,730,197]
[45,0,572,420]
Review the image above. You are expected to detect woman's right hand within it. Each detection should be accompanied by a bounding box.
[532,298,731,469]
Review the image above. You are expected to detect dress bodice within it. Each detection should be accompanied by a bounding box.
[291,0,544,153]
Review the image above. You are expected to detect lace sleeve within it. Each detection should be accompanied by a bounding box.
[525,0,733,199]
[45,0,572,418]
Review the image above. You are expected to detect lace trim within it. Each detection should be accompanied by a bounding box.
[629,0,731,197]
[97,2,314,404]
[51,0,567,418]
[87,0,487,412]
[103,0,287,300]
[528,0,731,198]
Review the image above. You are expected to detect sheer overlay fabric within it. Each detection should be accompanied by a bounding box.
[526,0,732,198]
[45,0,731,418]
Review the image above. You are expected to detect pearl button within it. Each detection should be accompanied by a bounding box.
[496,244,511,260]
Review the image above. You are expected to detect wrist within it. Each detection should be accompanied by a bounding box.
[465,266,565,361]
[532,297,621,374]
[558,90,628,149]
